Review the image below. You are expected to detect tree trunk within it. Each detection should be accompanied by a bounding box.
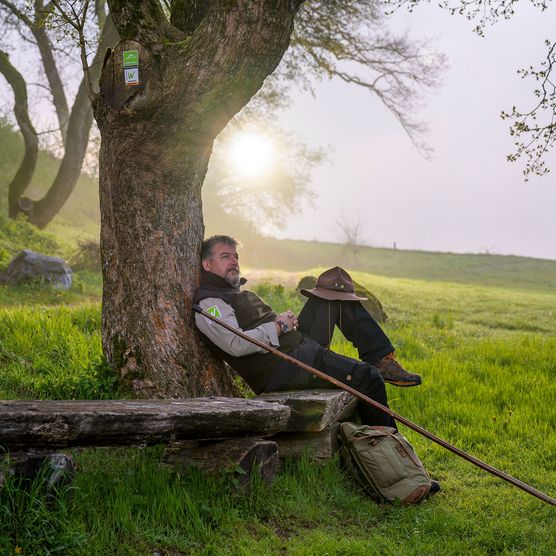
[0,3,117,226]
[27,84,93,228]
[93,0,303,397]
[0,49,38,218]
[33,25,70,147]
[97,129,237,397]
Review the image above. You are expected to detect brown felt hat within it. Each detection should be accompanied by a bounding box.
[300,266,367,302]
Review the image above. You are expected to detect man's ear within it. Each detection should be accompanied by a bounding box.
[202,259,210,271]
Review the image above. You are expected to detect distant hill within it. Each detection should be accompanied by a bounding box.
[1,124,554,292]
[241,237,556,293]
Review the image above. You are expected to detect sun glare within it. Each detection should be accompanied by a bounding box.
[228,132,273,178]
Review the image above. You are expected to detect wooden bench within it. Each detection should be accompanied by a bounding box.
[163,390,358,475]
[0,398,290,450]
[0,390,356,490]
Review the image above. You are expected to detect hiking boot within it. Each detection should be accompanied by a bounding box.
[374,352,422,387]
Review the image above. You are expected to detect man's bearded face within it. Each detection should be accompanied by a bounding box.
[202,242,241,287]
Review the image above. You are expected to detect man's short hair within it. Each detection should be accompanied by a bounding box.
[201,235,239,261]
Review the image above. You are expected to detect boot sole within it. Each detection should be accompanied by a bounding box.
[384,379,422,387]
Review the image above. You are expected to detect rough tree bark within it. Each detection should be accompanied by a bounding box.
[92,0,303,397]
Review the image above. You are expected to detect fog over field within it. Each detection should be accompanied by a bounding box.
[278,3,556,261]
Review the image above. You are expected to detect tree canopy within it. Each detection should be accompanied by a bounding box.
[0,0,446,232]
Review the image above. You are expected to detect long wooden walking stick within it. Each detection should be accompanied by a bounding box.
[193,305,556,507]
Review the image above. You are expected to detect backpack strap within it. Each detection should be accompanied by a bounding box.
[380,429,423,468]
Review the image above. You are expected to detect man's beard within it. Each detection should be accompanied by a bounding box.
[226,269,241,288]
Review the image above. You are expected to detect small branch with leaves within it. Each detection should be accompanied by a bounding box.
[282,0,447,157]
[502,40,556,179]
[385,0,556,178]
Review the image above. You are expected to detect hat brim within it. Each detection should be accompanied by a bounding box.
[300,287,367,302]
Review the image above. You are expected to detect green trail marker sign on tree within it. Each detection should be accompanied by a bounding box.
[123,50,139,86]
[123,50,139,67]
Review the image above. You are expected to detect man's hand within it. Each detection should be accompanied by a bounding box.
[275,310,298,335]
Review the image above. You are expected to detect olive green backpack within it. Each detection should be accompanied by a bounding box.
[338,422,431,505]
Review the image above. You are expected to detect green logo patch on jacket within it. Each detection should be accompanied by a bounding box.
[206,305,222,319]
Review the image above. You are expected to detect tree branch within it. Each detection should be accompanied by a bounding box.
[29,14,118,227]
[387,0,556,175]
[161,0,304,143]
[0,0,33,27]
[32,0,71,146]
[51,0,97,104]
[266,0,446,156]
[0,49,39,218]
[0,1,71,142]
[107,0,183,46]
[393,0,549,36]
[1,0,74,145]
[502,40,556,179]
[94,0,105,28]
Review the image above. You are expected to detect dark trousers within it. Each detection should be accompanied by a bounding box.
[265,297,396,428]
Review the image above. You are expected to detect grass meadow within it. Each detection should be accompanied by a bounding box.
[1,264,555,555]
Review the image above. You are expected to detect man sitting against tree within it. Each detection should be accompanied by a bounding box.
[193,235,422,430]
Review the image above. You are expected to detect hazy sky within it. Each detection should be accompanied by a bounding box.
[276,3,556,260]
[1,4,554,260]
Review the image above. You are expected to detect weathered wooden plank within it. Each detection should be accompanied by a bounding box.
[0,398,290,451]
[163,438,278,488]
[257,389,357,432]
[273,423,341,464]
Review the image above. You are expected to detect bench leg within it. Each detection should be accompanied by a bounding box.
[1,452,75,503]
[162,438,278,490]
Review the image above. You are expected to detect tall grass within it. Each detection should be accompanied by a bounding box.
[1,273,555,554]
[0,461,85,554]
[0,304,116,399]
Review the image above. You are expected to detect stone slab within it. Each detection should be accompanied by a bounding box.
[257,389,357,432]
[163,437,279,488]
[273,423,341,464]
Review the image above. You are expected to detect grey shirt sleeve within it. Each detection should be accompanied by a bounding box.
[195,297,280,357]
